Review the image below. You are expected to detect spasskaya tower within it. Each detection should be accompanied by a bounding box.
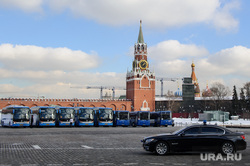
[126,20,155,112]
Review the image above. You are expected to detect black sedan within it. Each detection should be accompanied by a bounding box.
[141,125,246,155]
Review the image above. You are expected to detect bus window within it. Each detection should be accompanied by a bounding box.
[140,112,149,120]
[99,109,112,120]
[161,112,170,120]
[118,112,129,120]
[79,108,94,121]
[13,108,30,122]
[40,108,56,121]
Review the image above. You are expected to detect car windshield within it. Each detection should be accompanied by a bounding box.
[13,108,30,121]
[118,112,129,120]
[79,108,94,120]
[40,108,56,121]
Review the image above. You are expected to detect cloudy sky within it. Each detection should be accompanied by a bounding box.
[0,0,249,99]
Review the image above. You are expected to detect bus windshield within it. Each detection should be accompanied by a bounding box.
[140,112,149,120]
[59,108,74,121]
[99,109,112,121]
[79,109,94,120]
[118,112,129,120]
[40,108,56,121]
[13,108,30,121]
[161,112,171,120]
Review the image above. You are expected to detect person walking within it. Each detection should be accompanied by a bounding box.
[70,118,73,127]
[30,115,33,128]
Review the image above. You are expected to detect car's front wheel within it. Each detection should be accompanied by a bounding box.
[155,141,169,155]
[221,142,235,155]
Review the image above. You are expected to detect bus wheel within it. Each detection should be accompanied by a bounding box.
[132,123,136,127]
[165,125,168,127]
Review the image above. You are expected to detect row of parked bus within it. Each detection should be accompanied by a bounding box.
[0,105,174,127]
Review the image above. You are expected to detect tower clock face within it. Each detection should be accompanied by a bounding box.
[139,60,148,70]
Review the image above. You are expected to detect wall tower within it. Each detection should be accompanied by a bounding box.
[126,20,155,112]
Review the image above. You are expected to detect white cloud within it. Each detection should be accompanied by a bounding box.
[208,46,250,77]
[0,65,126,98]
[0,0,239,31]
[148,40,250,93]
[212,0,240,32]
[1,41,249,98]
[0,44,100,71]
[0,0,43,13]
[149,40,208,61]
[46,0,239,31]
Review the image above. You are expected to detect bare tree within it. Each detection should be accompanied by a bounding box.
[165,90,180,112]
[243,82,250,110]
[210,82,230,110]
[244,82,250,100]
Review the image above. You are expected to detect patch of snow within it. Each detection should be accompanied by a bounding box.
[173,118,250,127]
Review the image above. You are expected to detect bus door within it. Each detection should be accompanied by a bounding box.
[150,112,159,127]
[116,111,129,127]
[138,111,150,126]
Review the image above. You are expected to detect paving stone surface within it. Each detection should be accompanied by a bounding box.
[0,127,249,166]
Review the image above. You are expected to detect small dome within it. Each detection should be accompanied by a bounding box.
[191,62,195,67]
[174,88,182,97]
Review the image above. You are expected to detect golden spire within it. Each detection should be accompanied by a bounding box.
[191,61,197,82]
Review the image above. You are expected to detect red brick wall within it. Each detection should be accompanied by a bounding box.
[0,98,132,111]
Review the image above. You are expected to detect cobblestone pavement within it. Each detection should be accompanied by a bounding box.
[0,126,249,166]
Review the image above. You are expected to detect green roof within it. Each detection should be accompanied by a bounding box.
[137,20,144,43]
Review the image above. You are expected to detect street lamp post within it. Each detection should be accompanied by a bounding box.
[189,105,194,121]
[221,107,225,125]
[205,106,210,111]
[180,106,184,118]
[242,108,246,120]
[247,110,249,120]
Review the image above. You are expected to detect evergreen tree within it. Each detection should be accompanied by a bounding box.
[232,85,239,115]
[240,88,246,101]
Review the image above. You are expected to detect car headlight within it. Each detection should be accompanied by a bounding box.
[145,138,155,144]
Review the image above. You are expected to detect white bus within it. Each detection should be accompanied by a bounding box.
[1,105,31,127]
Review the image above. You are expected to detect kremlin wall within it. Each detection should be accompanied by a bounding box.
[0,98,132,111]
[0,21,202,112]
